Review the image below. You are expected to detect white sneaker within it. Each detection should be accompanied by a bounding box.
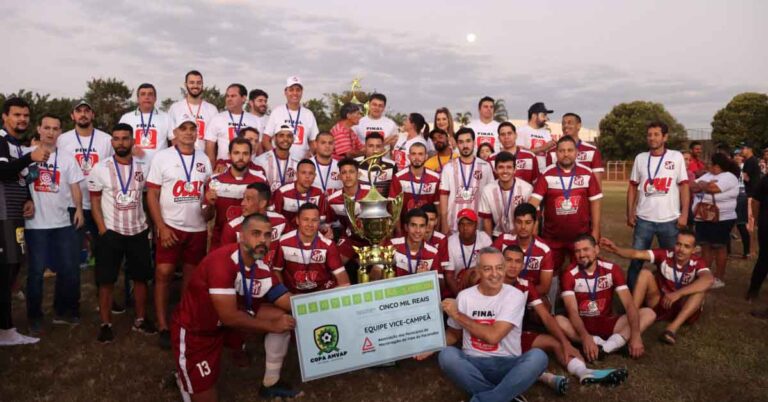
[0,328,40,346]
[711,278,726,289]
[13,290,25,302]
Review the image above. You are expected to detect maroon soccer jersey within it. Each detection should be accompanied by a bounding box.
[271,230,345,294]
[271,182,328,231]
[383,236,447,278]
[492,234,554,286]
[531,163,602,242]
[560,259,628,319]
[326,185,371,235]
[172,243,285,332]
[489,148,540,185]
[546,141,604,174]
[648,249,710,294]
[511,277,544,308]
[389,167,440,217]
[208,169,267,250]
[219,211,287,263]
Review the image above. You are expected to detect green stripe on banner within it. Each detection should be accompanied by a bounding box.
[298,280,434,315]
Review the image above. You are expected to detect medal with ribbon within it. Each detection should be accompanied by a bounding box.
[458,158,476,201]
[286,105,302,139]
[557,165,575,211]
[499,179,516,231]
[405,241,425,274]
[460,240,477,272]
[582,267,600,314]
[114,158,134,205]
[298,234,319,290]
[274,150,288,187]
[238,250,257,315]
[646,149,667,195]
[315,157,332,193]
[520,239,535,278]
[75,130,95,172]
[175,146,196,193]
[672,260,691,290]
[228,110,245,137]
[139,109,154,147]
[409,168,424,207]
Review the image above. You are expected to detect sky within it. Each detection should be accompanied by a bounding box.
[1,0,766,130]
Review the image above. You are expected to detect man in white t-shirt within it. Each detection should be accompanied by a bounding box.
[168,70,219,152]
[147,118,212,349]
[439,127,494,234]
[25,115,84,334]
[262,76,319,161]
[626,121,690,289]
[248,88,269,138]
[445,209,493,297]
[118,83,172,173]
[204,83,262,167]
[466,96,501,153]
[420,247,547,402]
[89,123,157,343]
[517,102,555,172]
[479,151,533,238]
[353,92,398,143]
[57,100,114,269]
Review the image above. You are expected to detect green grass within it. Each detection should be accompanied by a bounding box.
[1,182,767,401]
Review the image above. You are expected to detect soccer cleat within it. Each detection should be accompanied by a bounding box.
[0,328,40,346]
[158,330,171,350]
[258,380,303,399]
[132,318,158,335]
[553,375,569,395]
[580,368,629,387]
[97,324,114,344]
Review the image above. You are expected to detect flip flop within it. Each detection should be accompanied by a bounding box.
[660,330,676,345]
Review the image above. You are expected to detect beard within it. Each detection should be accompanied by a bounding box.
[232,160,248,172]
[577,259,594,271]
[248,244,268,260]
[459,148,473,158]
[115,147,132,157]
[187,87,202,98]
[434,142,447,152]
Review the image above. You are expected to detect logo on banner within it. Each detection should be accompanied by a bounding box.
[314,324,340,355]
[361,337,376,353]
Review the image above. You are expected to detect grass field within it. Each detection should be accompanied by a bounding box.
[1,182,767,402]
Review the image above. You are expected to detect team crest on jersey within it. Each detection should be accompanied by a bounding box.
[574,175,585,186]
[376,171,388,180]
[527,257,540,270]
[331,172,339,180]
[311,249,325,263]
[664,161,675,170]
[473,171,482,179]
[423,183,434,192]
[577,152,588,161]
[195,162,206,173]
[516,159,527,169]
[134,171,144,182]
[597,276,610,290]
[513,195,525,205]
[286,168,296,179]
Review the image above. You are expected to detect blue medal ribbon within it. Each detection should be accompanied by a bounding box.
[405,241,425,274]
[299,234,319,266]
[175,146,196,185]
[75,130,95,167]
[520,239,535,278]
[459,158,476,194]
[274,150,288,186]
[296,187,312,212]
[646,149,667,191]
[113,158,134,196]
[557,165,575,201]
[409,168,424,206]
[228,111,245,137]
[581,266,600,302]
[315,158,332,192]
[460,240,477,271]
[499,179,516,228]
[672,260,691,290]
[286,105,302,138]
[238,250,257,314]
[139,109,154,143]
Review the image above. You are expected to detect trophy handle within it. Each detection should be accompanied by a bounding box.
[344,195,367,239]
[388,193,404,237]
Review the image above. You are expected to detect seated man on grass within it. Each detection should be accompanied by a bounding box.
[600,229,713,345]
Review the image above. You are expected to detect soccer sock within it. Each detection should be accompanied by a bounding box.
[592,335,606,346]
[263,332,291,387]
[602,333,627,353]
[567,358,593,379]
[538,372,558,388]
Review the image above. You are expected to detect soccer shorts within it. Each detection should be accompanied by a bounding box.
[653,294,703,324]
[582,315,620,339]
[172,322,224,395]
[156,227,206,266]
[95,229,152,285]
[521,331,541,352]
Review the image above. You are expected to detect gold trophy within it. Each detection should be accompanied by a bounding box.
[344,152,404,283]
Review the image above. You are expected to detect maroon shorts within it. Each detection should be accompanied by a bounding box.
[521,331,541,352]
[543,237,575,272]
[653,296,703,324]
[156,227,207,266]
[172,322,223,395]
[582,315,620,339]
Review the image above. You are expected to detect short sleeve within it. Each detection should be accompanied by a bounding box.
[87,165,106,193]
[477,187,492,218]
[146,157,163,186]
[629,155,641,185]
[560,270,576,297]
[494,290,525,328]
[271,190,285,214]
[587,171,603,201]
[591,149,605,172]
[649,249,666,264]
[675,153,688,184]
[439,166,451,195]
[271,243,285,271]
[388,174,402,198]
[532,173,547,200]
[206,260,237,295]
[307,115,319,142]
[611,266,628,290]
[67,158,85,185]
[540,248,554,272]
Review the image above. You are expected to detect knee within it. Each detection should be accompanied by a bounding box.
[525,348,549,372]
[438,346,461,371]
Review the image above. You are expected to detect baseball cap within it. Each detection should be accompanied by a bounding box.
[176,115,198,128]
[528,102,553,115]
[285,76,303,89]
[277,124,293,134]
[72,99,92,111]
[457,208,478,223]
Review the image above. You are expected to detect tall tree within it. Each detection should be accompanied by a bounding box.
[455,111,472,126]
[303,98,333,132]
[201,86,226,110]
[711,92,768,147]
[598,101,687,160]
[160,97,174,112]
[84,78,134,131]
[0,90,76,138]
[493,98,509,122]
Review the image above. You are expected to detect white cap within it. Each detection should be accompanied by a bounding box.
[277,124,293,134]
[176,115,198,128]
[285,76,303,89]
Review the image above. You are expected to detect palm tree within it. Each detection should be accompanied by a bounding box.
[493,98,509,122]
[455,111,472,126]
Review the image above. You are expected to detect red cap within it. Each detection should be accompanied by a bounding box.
[457,208,478,223]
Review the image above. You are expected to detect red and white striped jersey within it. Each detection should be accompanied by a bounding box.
[271,230,345,294]
[561,259,628,319]
[383,236,448,278]
[648,249,710,294]
[88,156,148,236]
[491,235,554,286]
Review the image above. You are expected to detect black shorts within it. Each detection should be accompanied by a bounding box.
[0,219,25,264]
[95,229,152,285]
[695,219,736,246]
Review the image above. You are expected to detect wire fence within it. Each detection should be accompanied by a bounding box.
[605,161,631,182]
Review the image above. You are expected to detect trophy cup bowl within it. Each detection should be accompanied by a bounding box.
[344,152,403,283]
